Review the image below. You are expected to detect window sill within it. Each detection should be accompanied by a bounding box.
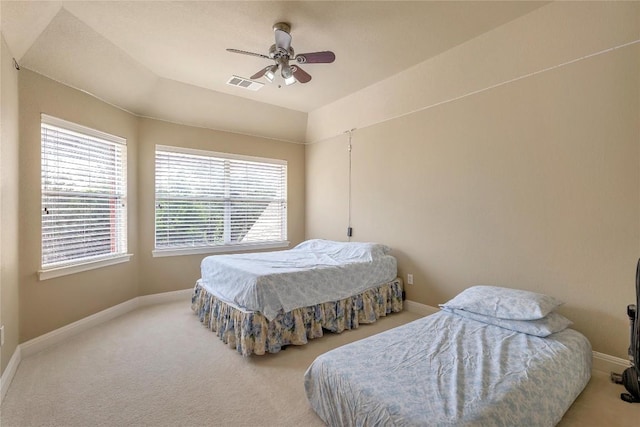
[38,254,133,281]
[152,241,290,258]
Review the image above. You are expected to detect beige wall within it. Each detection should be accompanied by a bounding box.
[15,69,305,344]
[307,1,640,143]
[1,35,20,374]
[306,2,640,358]
[137,117,306,296]
[18,69,140,342]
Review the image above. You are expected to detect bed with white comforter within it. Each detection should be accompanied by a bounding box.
[191,239,403,355]
[305,287,592,426]
[199,239,397,321]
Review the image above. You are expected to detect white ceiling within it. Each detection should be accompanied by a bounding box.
[1,1,545,116]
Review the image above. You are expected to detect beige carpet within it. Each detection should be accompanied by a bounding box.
[0,301,420,427]
[2,300,639,426]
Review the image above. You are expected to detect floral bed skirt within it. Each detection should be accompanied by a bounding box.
[191,278,404,356]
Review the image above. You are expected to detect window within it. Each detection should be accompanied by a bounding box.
[40,115,129,279]
[154,145,287,256]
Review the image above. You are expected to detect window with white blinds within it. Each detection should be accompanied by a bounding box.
[155,145,287,254]
[41,115,128,271]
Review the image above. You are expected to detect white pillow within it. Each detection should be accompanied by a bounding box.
[439,285,564,320]
[443,307,572,337]
[293,239,391,259]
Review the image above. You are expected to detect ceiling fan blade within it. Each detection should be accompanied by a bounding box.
[226,48,270,59]
[250,66,271,80]
[274,29,292,51]
[295,51,336,64]
[291,65,312,84]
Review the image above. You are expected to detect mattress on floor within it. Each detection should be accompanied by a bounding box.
[304,310,592,427]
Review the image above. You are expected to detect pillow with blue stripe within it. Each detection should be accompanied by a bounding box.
[439,285,564,320]
[442,307,572,337]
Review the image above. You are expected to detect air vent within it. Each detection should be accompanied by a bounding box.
[226,75,264,91]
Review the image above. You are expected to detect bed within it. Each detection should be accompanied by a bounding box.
[305,286,592,426]
[191,239,403,356]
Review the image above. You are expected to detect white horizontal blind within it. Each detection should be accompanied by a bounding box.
[41,115,127,268]
[155,146,287,250]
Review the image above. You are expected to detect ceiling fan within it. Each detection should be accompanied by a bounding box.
[226,22,335,86]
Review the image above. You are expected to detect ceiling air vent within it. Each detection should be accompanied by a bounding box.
[226,75,264,91]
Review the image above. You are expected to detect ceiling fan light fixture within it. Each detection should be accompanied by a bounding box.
[281,64,296,85]
[264,65,278,82]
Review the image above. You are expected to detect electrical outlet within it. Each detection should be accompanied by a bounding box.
[407,274,413,285]
[0,325,4,347]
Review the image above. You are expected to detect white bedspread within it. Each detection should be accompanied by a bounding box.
[305,311,592,427]
[200,240,397,320]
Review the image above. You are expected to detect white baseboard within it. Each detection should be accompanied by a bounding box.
[1,287,192,405]
[20,298,140,359]
[138,288,192,307]
[21,289,192,358]
[405,300,632,376]
[1,345,21,402]
[592,351,631,374]
[1,292,633,404]
[404,300,439,316]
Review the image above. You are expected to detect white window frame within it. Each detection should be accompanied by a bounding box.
[153,145,289,257]
[39,114,131,280]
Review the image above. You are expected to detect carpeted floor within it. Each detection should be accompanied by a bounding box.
[1,299,639,426]
[0,300,420,427]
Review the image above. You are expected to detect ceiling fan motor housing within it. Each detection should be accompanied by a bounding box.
[269,44,294,60]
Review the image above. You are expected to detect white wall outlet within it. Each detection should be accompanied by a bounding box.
[407,274,414,285]
[0,325,4,346]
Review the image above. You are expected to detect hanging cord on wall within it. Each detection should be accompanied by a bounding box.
[345,128,356,241]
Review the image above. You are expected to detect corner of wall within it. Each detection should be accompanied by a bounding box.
[1,33,22,378]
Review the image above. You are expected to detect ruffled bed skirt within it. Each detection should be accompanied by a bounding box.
[191,278,404,356]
